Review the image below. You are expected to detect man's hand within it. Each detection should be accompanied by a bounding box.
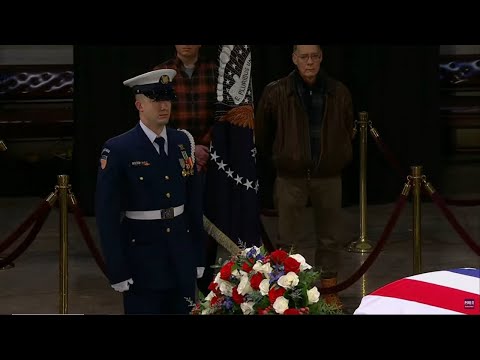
[111,278,133,292]
[195,145,209,171]
[196,267,205,279]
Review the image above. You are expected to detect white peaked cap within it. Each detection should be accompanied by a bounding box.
[123,69,177,87]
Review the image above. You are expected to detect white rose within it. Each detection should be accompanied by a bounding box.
[205,291,216,301]
[259,279,270,295]
[231,269,247,279]
[237,274,253,295]
[214,272,221,284]
[240,302,256,315]
[277,272,299,289]
[307,286,320,304]
[201,306,213,315]
[219,281,233,297]
[252,261,272,275]
[289,254,312,271]
[273,296,290,314]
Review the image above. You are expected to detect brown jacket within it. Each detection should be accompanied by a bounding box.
[255,70,354,207]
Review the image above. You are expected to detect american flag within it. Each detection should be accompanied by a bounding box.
[204,45,262,247]
[354,268,480,315]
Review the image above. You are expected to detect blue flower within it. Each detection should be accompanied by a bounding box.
[256,253,265,261]
[247,248,257,258]
[223,297,234,310]
[269,272,282,284]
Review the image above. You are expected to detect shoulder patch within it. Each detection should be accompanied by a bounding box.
[100,148,110,169]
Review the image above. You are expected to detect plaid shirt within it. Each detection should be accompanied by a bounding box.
[154,56,217,145]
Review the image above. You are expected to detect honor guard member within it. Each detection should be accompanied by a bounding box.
[95,69,206,314]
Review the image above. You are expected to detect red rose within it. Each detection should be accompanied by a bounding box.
[258,305,273,315]
[268,286,286,304]
[242,262,253,273]
[283,308,301,315]
[211,296,219,305]
[232,287,244,304]
[270,250,289,264]
[250,272,264,290]
[219,261,234,280]
[208,282,218,292]
[284,257,301,273]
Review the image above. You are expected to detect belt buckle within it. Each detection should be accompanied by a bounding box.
[160,207,174,219]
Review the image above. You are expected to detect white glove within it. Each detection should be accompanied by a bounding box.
[111,278,133,292]
[196,267,205,279]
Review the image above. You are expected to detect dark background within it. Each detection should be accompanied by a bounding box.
[73,45,441,215]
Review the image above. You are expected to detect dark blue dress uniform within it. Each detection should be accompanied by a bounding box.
[95,121,206,314]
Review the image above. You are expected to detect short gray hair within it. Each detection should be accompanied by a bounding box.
[293,45,322,53]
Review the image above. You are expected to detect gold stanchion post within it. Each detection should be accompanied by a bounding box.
[0,140,6,151]
[57,175,70,314]
[411,166,423,274]
[347,111,374,253]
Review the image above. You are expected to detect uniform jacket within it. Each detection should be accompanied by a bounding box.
[95,124,206,294]
[255,70,354,208]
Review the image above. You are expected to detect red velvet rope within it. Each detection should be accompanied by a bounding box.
[0,205,51,268]
[70,201,107,277]
[370,134,407,179]
[429,191,480,256]
[0,200,52,255]
[370,131,480,207]
[320,192,409,294]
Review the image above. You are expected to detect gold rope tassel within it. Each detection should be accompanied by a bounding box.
[203,215,241,255]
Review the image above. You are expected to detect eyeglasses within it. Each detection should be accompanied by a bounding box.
[295,53,321,62]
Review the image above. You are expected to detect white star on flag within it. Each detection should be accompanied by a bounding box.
[244,179,253,190]
[210,151,219,162]
[234,175,243,185]
[217,160,227,170]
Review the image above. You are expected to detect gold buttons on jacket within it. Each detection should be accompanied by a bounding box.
[139,177,144,181]
[165,175,170,180]
[166,192,171,198]
[166,228,171,233]
[131,239,136,243]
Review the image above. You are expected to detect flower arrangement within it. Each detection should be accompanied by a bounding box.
[191,246,343,315]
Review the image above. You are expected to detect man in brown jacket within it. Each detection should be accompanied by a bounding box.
[255,45,354,307]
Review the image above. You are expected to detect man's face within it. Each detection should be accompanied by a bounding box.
[175,45,202,58]
[136,96,171,127]
[292,45,323,80]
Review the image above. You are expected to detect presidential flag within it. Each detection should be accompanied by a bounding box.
[204,45,261,247]
[354,268,480,315]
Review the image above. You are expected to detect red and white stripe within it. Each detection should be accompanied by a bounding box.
[354,268,480,315]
